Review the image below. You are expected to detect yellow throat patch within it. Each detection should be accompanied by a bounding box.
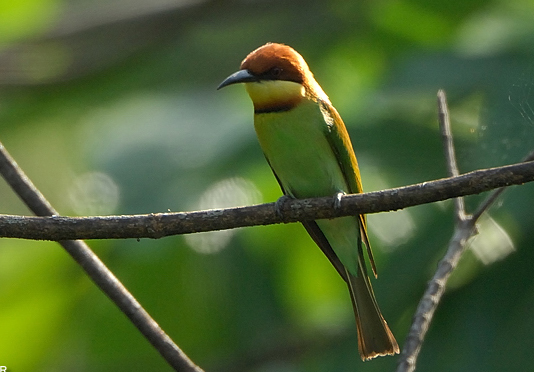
[245,80,305,112]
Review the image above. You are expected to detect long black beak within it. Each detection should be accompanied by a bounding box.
[217,69,258,90]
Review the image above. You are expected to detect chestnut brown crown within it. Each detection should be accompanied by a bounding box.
[239,43,326,100]
[241,43,308,83]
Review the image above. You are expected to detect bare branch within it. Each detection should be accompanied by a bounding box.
[1,160,534,241]
[397,219,476,372]
[0,142,204,372]
[472,149,534,221]
[438,89,467,220]
[397,90,534,372]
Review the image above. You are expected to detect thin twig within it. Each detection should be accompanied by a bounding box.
[396,220,476,372]
[397,90,534,372]
[1,160,534,241]
[472,149,534,221]
[0,142,204,372]
[438,89,467,220]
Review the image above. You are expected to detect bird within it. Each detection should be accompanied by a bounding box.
[217,42,399,360]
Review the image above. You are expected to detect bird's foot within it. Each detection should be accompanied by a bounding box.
[274,194,292,220]
[333,191,346,210]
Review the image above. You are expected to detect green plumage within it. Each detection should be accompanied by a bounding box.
[254,99,362,276]
[218,42,398,360]
[254,96,397,359]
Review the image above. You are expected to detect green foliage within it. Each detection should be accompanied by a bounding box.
[1,0,534,370]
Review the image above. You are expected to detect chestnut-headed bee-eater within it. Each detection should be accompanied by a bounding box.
[218,42,399,360]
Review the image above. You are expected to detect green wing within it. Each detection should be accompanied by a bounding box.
[319,100,377,277]
[263,154,349,282]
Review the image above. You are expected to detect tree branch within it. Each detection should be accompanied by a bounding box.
[0,160,534,241]
[396,91,534,372]
[472,149,534,221]
[438,89,467,220]
[0,142,204,372]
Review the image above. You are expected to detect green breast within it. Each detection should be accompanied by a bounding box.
[254,99,348,198]
[254,99,361,275]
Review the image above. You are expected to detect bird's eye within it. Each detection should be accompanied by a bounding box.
[271,67,282,77]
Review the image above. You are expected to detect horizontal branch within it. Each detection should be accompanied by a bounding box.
[2,160,534,241]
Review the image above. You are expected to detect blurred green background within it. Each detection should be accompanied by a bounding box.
[1,0,534,371]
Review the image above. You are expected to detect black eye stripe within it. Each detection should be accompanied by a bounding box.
[259,67,283,80]
[253,66,302,84]
[271,67,282,76]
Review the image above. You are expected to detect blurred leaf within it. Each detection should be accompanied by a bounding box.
[0,0,61,44]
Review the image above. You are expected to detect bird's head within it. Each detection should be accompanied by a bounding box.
[218,43,328,112]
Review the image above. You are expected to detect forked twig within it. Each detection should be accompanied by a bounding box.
[397,90,533,372]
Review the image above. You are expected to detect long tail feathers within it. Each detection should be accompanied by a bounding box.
[346,266,399,360]
[301,220,398,360]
